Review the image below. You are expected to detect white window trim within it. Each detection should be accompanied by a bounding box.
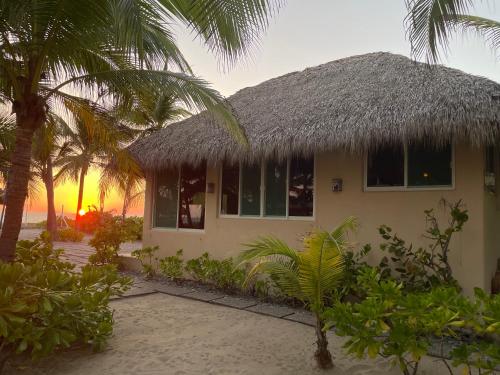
[218,156,316,221]
[151,166,207,232]
[363,143,456,192]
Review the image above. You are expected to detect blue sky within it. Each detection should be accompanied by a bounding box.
[176,0,500,97]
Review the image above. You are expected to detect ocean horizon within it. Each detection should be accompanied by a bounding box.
[17,210,143,224]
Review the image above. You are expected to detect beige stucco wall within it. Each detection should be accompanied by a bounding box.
[142,143,498,295]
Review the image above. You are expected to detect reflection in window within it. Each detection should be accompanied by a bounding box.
[221,163,239,215]
[241,164,261,216]
[178,163,206,229]
[154,168,179,228]
[407,143,451,187]
[367,145,404,187]
[265,160,287,217]
[289,157,314,217]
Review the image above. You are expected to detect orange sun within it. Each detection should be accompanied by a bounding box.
[78,209,86,216]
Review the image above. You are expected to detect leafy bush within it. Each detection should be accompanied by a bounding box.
[324,267,500,375]
[159,249,184,280]
[132,246,159,278]
[0,238,131,373]
[122,216,143,241]
[185,252,245,290]
[56,227,84,242]
[76,210,114,234]
[343,200,467,296]
[89,218,136,265]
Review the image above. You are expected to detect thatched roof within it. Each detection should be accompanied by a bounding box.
[130,52,500,170]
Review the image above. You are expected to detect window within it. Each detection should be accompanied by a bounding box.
[220,156,314,218]
[407,143,452,187]
[289,157,314,217]
[366,143,453,190]
[367,145,404,187]
[153,163,206,229]
[241,164,261,216]
[265,160,287,216]
[154,168,179,228]
[220,163,239,215]
[178,164,206,229]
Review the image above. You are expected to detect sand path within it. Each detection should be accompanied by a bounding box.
[9,293,455,375]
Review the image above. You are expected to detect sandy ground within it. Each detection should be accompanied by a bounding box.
[8,294,457,375]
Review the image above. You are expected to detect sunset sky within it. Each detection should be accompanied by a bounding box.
[28,0,500,219]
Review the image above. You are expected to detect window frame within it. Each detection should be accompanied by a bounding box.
[151,166,207,232]
[364,143,456,192]
[218,156,316,221]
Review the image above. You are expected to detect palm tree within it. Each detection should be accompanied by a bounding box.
[55,115,129,225]
[31,113,72,239]
[0,0,281,260]
[100,89,191,220]
[238,217,357,369]
[405,0,499,62]
[99,149,144,219]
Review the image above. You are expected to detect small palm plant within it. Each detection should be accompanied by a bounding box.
[238,217,357,369]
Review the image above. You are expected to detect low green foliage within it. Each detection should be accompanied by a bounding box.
[159,249,184,280]
[325,267,500,375]
[185,252,245,290]
[132,246,160,279]
[89,218,136,265]
[343,200,466,296]
[0,237,131,373]
[122,216,143,241]
[56,227,84,242]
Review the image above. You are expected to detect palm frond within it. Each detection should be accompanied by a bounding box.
[450,15,500,52]
[405,0,475,62]
[161,0,283,66]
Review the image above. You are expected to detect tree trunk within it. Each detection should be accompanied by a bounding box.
[75,164,88,228]
[121,180,132,220]
[0,96,46,261]
[314,314,333,369]
[43,157,57,240]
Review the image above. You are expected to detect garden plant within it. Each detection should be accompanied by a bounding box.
[238,217,357,369]
[0,236,130,373]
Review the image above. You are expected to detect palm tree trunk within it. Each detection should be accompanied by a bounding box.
[0,94,46,260]
[314,314,333,369]
[44,158,57,240]
[122,180,131,220]
[75,164,88,227]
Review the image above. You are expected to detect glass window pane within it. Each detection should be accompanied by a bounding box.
[154,169,178,228]
[288,157,314,217]
[178,163,206,229]
[221,163,239,215]
[367,145,404,187]
[240,163,261,216]
[265,160,287,217]
[408,143,452,187]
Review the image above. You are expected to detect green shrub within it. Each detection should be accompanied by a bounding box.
[324,267,500,375]
[159,249,184,280]
[56,227,84,242]
[0,237,131,373]
[131,246,160,278]
[76,210,114,234]
[185,252,245,290]
[88,218,133,265]
[122,216,143,241]
[343,200,467,296]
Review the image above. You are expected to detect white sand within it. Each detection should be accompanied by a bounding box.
[9,294,457,375]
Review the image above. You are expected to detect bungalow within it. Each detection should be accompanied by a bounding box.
[130,52,500,295]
